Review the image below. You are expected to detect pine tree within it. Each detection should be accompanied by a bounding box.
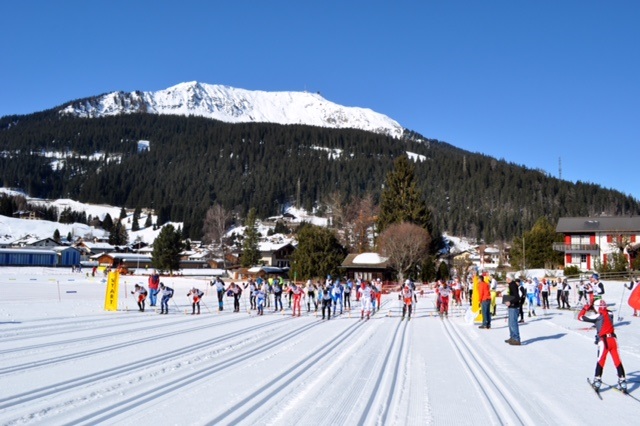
[241,208,261,267]
[101,213,114,232]
[151,224,184,273]
[377,155,432,235]
[291,225,347,280]
[109,220,129,246]
[132,207,141,232]
[511,217,564,270]
[53,229,61,243]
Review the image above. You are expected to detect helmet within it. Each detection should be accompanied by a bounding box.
[591,273,599,281]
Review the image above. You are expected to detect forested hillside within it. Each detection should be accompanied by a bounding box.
[1,112,638,240]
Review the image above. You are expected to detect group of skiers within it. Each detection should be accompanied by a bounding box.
[241,276,383,320]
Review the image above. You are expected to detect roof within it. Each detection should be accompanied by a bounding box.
[341,253,390,269]
[556,216,640,233]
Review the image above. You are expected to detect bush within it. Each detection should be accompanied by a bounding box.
[564,265,581,278]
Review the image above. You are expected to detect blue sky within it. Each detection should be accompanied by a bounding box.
[1,1,639,200]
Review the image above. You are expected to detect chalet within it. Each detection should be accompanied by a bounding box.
[258,241,295,268]
[554,216,640,270]
[12,210,44,220]
[96,253,153,270]
[340,252,393,282]
[12,237,60,248]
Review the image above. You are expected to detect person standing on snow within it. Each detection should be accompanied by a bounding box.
[358,281,374,320]
[401,284,415,320]
[517,279,526,323]
[578,299,628,393]
[478,276,492,329]
[148,271,160,307]
[561,279,572,309]
[504,276,521,345]
[320,283,333,320]
[272,278,283,312]
[212,277,226,311]
[159,283,174,315]
[332,280,344,316]
[255,286,266,316]
[245,279,257,310]
[590,273,605,301]
[525,279,537,317]
[131,284,148,312]
[306,280,317,312]
[490,277,498,316]
[439,282,451,317]
[540,278,550,310]
[343,279,352,311]
[187,287,204,315]
[291,283,304,317]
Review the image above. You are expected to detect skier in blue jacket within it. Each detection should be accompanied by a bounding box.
[159,283,174,314]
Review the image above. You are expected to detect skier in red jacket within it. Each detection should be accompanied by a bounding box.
[578,299,627,393]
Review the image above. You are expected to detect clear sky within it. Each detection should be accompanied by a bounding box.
[1,1,638,200]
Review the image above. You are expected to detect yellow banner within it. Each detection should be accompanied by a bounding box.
[472,275,482,323]
[104,270,120,311]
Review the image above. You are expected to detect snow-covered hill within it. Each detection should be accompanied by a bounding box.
[58,82,405,138]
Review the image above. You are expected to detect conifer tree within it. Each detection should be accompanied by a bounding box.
[291,225,346,280]
[241,208,261,267]
[377,155,432,235]
[132,207,141,232]
[151,224,184,273]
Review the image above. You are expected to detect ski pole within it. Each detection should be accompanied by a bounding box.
[617,282,627,321]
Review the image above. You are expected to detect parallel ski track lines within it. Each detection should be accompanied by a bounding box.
[0,314,136,341]
[0,314,216,355]
[440,319,535,426]
[0,317,291,412]
[0,314,269,373]
[358,319,407,425]
[203,320,368,426]
[56,320,326,426]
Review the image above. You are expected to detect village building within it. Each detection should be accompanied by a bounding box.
[340,252,393,282]
[554,216,640,270]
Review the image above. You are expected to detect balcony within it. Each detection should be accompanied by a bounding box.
[552,243,599,253]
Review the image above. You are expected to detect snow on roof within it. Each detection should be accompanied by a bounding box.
[352,253,388,264]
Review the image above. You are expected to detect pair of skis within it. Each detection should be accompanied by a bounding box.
[587,378,637,401]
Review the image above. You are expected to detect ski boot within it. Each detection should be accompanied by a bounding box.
[618,377,628,393]
[592,377,602,391]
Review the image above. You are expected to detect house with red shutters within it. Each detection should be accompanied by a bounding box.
[554,216,640,270]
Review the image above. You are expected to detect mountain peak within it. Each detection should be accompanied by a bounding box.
[59,82,405,138]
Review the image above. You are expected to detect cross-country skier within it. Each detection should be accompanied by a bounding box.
[159,283,174,315]
[245,279,257,310]
[290,283,304,316]
[401,284,415,320]
[358,281,373,320]
[305,280,317,312]
[255,286,266,315]
[332,280,343,316]
[525,278,537,317]
[540,279,551,309]
[212,277,226,311]
[321,283,333,320]
[272,278,283,312]
[131,284,148,312]
[439,282,451,317]
[590,273,605,306]
[578,299,627,393]
[561,279,571,309]
[187,287,204,315]
[343,279,352,311]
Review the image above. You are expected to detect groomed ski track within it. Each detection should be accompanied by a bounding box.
[1,294,640,425]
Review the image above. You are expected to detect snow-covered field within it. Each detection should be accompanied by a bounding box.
[1,268,639,425]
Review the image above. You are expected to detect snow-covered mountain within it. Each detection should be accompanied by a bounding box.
[59,82,405,138]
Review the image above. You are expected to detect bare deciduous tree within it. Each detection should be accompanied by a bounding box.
[202,203,232,246]
[378,222,431,283]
